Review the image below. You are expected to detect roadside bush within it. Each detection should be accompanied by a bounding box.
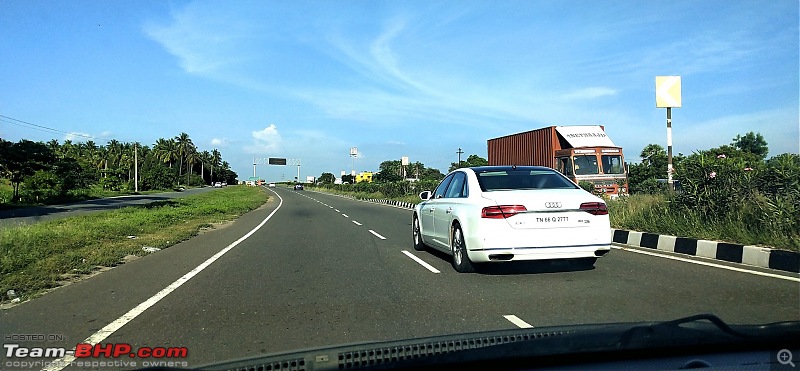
[141,164,175,191]
[23,170,62,203]
[661,150,800,249]
[630,178,668,195]
[674,151,756,218]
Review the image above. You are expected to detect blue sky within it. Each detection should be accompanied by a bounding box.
[1,0,797,181]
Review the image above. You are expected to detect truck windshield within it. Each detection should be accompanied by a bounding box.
[601,155,625,174]
[557,157,574,176]
[573,155,599,175]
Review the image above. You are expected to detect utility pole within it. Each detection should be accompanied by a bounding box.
[134,143,138,192]
[456,147,464,168]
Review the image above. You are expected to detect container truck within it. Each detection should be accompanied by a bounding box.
[487,125,628,197]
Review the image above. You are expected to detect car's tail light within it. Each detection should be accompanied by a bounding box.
[481,205,527,219]
[580,202,608,215]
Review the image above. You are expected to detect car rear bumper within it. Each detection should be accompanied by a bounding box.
[463,223,611,263]
[467,244,611,262]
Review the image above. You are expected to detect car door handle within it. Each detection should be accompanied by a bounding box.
[446,207,453,214]
[429,208,435,212]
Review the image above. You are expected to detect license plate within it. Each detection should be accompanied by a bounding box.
[535,216,569,223]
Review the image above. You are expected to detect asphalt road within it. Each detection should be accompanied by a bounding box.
[1,186,798,370]
[0,187,217,228]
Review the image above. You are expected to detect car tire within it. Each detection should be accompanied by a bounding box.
[451,224,476,273]
[412,215,426,251]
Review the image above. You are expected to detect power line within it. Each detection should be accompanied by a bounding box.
[0,114,105,141]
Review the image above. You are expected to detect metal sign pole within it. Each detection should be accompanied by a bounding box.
[666,107,674,192]
[656,75,681,193]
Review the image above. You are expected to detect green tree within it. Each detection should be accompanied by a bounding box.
[377,160,403,182]
[153,138,178,169]
[199,150,212,184]
[210,149,221,182]
[318,172,335,184]
[449,154,488,172]
[186,148,199,185]
[732,131,768,160]
[24,170,62,202]
[627,144,685,194]
[2,140,54,201]
[174,132,193,181]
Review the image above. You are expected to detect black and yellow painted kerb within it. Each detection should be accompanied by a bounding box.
[612,229,800,273]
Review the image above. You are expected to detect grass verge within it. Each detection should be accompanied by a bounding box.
[304,186,420,204]
[608,194,799,252]
[1,186,269,303]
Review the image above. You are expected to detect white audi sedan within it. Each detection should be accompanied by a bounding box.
[412,166,611,273]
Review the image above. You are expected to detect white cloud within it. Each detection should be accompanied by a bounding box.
[560,87,618,101]
[100,131,113,137]
[210,138,229,147]
[64,132,92,141]
[245,124,282,154]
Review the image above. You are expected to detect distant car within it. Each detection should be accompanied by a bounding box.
[214,182,222,188]
[412,166,611,273]
[221,182,227,187]
[293,184,304,190]
[268,183,276,188]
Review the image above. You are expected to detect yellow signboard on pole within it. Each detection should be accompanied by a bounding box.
[656,76,682,108]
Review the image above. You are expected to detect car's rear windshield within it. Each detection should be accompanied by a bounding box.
[476,169,578,191]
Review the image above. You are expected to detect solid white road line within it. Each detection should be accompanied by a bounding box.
[42,191,286,371]
[503,314,533,329]
[613,246,800,282]
[401,250,441,273]
[352,221,362,226]
[369,230,386,240]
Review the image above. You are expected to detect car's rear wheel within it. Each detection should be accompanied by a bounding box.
[451,224,475,273]
[412,216,426,251]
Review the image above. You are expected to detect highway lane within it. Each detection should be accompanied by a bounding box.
[0,186,798,370]
[0,187,217,228]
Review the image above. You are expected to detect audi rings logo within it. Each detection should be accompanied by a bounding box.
[544,202,562,209]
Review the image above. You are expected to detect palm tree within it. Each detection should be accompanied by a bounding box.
[210,149,221,183]
[153,138,177,168]
[186,148,199,185]
[96,146,110,177]
[200,150,211,184]
[174,133,193,181]
[46,139,60,157]
[106,139,122,173]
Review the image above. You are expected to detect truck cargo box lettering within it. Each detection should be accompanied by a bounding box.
[487,125,628,197]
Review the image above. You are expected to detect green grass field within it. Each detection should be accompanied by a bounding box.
[1,186,269,303]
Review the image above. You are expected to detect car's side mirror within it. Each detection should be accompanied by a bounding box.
[419,191,432,201]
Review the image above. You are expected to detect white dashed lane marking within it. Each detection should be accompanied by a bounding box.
[369,230,387,240]
[401,250,440,273]
[503,315,533,328]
